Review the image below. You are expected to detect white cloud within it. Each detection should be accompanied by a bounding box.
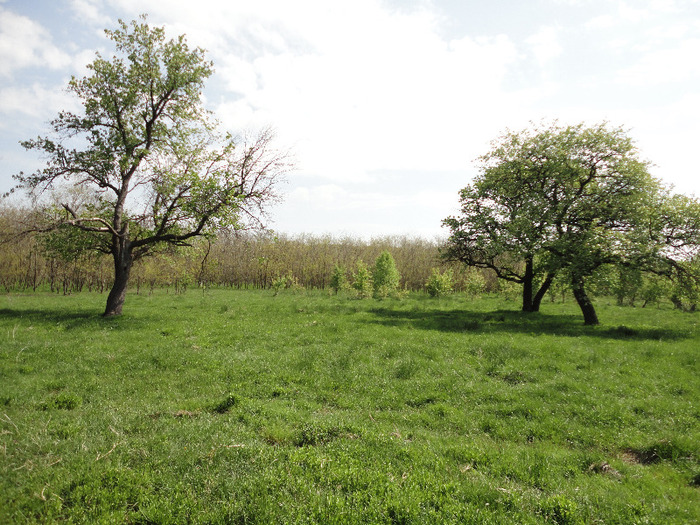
[275,181,459,238]
[0,82,78,121]
[69,0,112,26]
[617,2,654,23]
[4,0,700,237]
[526,26,564,67]
[0,8,72,77]
[95,0,526,183]
[616,37,700,85]
[586,14,616,29]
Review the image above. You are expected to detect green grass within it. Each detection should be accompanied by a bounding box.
[1,289,698,524]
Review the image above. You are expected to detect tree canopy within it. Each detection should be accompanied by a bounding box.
[442,121,700,324]
[14,16,290,316]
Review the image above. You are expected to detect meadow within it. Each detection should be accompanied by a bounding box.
[1,289,698,524]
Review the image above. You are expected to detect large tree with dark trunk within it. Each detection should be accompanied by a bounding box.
[442,121,674,325]
[13,17,289,316]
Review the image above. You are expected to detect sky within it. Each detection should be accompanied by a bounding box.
[1,0,699,239]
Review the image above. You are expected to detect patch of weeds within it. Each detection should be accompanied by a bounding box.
[50,422,82,439]
[625,439,696,464]
[670,386,688,396]
[387,505,411,525]
[173,410,197,418]
[429,403,449,419]
[690,473,700,487]
[270,387,287,398]
[394,360,416,380]
[406,396,438,408]
[480,417,500,436]
[497,405,536,421]
[61,467,145,515]
[211,394,238,414]
[501,370,528,385]
[44,380,66,393]
[259,424,293,446]
[292,423,350,447]
[0,395,13,407]
[587,461,622,479]
[632,405,648,416]
[40,392,82,411]
[219,304,230,314]
[539,494,584,525]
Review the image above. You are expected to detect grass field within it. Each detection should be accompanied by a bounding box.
[1,289,698,524]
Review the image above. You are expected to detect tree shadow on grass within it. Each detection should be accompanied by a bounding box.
[368,307,691,341]
[0,307,150,331]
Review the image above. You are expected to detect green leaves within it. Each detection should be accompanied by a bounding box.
[373,251,401,298]
[14,16,289,314]
[443,121,700,322]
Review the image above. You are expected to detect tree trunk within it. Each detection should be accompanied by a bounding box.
[531,272,556,312]
[104,241,133,317]
[571,275,599,325]
[521,257,535,312]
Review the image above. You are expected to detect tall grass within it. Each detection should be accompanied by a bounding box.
[1,289,698,523]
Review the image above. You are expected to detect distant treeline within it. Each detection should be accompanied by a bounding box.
[0,203,489,294]
[1,203,696,310]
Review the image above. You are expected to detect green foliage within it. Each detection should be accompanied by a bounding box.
[614,266,644,306]
[539,494,583,525]
[462,269,486,299]
[443,121,700,324]
[638,274,668,307]
[496,278,521,301]
[425,268,454,297]
[593,265,671,308]
[14,16,288,315]
[271,272,304,296]
[372,250,401,299]
[329,264,348,294]
[40,392,83,411]
[670,278,699,312]
[352,259,373,298]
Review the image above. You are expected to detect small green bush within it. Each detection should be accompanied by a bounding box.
[372,251,401,299]
[329,264,348,294]
[463,269,486,298]
[425,268,454,297]
[539,494,583,525]
[271,273,303,296]
[352,260,373,299]
[41,392,82,411]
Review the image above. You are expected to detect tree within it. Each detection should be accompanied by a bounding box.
[13,16,289,316]
[351,260,373,299]
[329,264,347,294]
[372,250,401,298]
[425,268,454,297]
[443,121,679,324]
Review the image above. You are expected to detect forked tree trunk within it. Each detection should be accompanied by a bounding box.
[522,259,556,313]
[571,275,599,325]
[531,272,556,312]
[104,241,133,317]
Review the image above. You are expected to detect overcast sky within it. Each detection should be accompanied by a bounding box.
[1,0,699,239]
